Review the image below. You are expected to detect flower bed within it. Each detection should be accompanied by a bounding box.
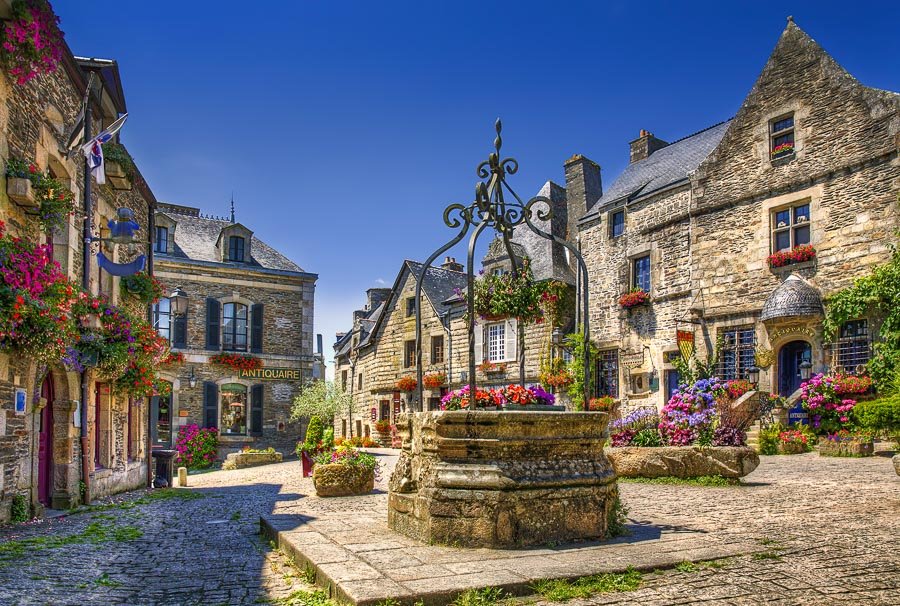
[618,288,650,309]
[767,244,816,268]
[800,373,857,433]
[210,352,262,372]
[422,372,446,389]
[0,0,65,85]
[312,445,377,497]
[818,431,874,457]
[777,429,811,454]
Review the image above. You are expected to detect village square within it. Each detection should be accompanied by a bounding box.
[0,2,898,605]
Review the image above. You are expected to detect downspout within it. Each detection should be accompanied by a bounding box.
[146,200,155,488]
[443,310,452,392]
[79,98,92,505]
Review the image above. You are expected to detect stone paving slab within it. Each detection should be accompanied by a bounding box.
[261,512,765,605]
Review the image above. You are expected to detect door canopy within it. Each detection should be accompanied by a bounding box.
[760,274,823,322]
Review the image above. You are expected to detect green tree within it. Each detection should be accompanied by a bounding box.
[290,380,351,425]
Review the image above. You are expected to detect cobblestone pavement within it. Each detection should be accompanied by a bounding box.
[0,449,897,605]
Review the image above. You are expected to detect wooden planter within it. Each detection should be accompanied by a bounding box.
[818,438,874,458]
[313,464,375,497]
[7,177,37,209]
[105,161,132,191]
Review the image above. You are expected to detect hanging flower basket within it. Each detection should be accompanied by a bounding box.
[102,144,136,191]
[422,372,446,389]
[767,244,816,268]
[478,361,507,375]
[210,353,262,372]
[619,289,650,309]
[462,258,558,325]
[396,376,417,392]
[0,0,66,85]
[120,272,164,304]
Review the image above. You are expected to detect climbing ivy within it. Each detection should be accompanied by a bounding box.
[565,327,598,411]
[823,241,900,388]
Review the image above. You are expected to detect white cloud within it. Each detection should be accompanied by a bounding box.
[375,278,387,285]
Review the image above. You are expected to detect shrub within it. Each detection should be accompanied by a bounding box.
[851,397,900,441]
[800,373,857,433]
[659,378,724,445]
[174,425,218,469]
[758,423,783,455]
[313,444,377,470]
[10,494,29,523]
[361,436,376,448]
[297,416,325,456]
[374,420,391,433]
[631,427,662,447]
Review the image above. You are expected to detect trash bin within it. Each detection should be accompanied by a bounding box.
[151,449,177,488]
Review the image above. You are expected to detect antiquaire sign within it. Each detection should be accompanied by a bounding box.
[238,367,302,381]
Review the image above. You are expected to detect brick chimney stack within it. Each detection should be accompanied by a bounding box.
[563,154,602,241]
[366,287,392,310]
[440,256,464,272]
[629,129,669,163]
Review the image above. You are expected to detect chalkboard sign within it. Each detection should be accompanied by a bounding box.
[788,403,809,425]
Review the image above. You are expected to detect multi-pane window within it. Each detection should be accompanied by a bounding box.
[610,210,625,238]
[835,320,871,374]
[487,323,505,362]
[341,370,348,392]
[406,297,416,317]
[719,327,756,380]
[771,202,810,252]
[358,372,363,390]
[596,349,619,398]
[404,339,416,368]
[770,114,795,160]
[228,236,245,262]
[632,255,651,292]
[492,268,505,276]
[154,226,168,254]
[431,335,445,364]
[152,298,171,341]
[222,302,248,351]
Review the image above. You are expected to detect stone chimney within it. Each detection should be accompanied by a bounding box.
[564,154,602,240]
[335,332,346,342]
[629,129,668,163]
[440,256,464,272]
[366,287,392,310]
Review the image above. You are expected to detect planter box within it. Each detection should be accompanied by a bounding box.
[313,464,375,497]
[7,177,37,208]
[221,450,283,470]
[105,161,132,191]
[503,404,566,412]
[818,438,874,458]
[777,442,808,455]
[605,446,760,479]
[389,410,617,548]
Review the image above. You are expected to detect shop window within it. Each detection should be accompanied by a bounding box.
[596,349,619,398]
[431,335,444,364]
[770,114,795,160]
[719,327,756,380]
[771,202,810,253]
[404,339,416,368]
[220,383,247,435]
[223,302,248,351]
[632,255,651,292]
[228,236,245,262]
[610,209,625,238]
[835,320,871,374]
[153,298,171,341]
[487,323,505,362]
[154,226,168,254]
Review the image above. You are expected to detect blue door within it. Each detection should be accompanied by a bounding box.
[778,340,812,396]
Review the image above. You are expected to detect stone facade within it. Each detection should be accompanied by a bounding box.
[152,203,318,458]
[0,12,159,519]
[577,20,899,413]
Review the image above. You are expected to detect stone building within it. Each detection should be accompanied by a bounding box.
[576,19,899,410]
[151,203,318,457]
[0,11,160,518]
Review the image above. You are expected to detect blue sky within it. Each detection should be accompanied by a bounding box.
[57,1,899,372]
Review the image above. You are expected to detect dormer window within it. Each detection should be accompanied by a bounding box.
[228,236,245,262]
[770,114,795,161]
[154,226,168,254]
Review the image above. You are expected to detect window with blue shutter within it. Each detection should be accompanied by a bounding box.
[250,303,264,353]
[203,381,219,429]
[250,384,264,435]
[206,298,221,349]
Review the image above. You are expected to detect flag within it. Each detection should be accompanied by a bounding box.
[80,113,128,185]
[677,329,695,362]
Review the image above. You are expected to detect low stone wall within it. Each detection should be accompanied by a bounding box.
[818,439,874,458]
[893,454,900,475]
[606,446,760,479]
[221,451,283,470]
[313,464,374,497]
[388,411,617,548]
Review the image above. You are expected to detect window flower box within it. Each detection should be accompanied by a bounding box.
[422,372,446,389]
[395,376,417,392]
[105,161,132,191]
[210,353,262,372]
[771,142,794,159]
[618,288,650,309]
[6,176,37,208]
[477,361,507,376]
[767,244,816,268]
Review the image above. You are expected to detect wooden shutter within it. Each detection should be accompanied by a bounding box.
[149,396,159,444]
[203,381,218,429]
[474,319,484,362]
[205,298,220,349]
[250,303,264,353]
[504,318,518,363]
[173,311,187,349]
[250,384,264,435]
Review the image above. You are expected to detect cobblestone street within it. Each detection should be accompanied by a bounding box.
[0,450,897,605]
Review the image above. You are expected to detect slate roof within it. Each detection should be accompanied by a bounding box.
[334,301,384,359]
[581,120,732,220]
[158,210,305,274]
[405,261,468,312]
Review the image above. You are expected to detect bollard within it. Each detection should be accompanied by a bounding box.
[178,466,188,487]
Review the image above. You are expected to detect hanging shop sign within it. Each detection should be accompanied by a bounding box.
[370,407,377,422]
[677,330,695,361]
[394,401,401,416]
[621,350,645,370]
[238,367,302,381]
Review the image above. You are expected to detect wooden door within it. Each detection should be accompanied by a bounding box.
[38,377,54,506]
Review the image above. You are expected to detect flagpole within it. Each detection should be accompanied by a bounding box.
[79,86,93,505]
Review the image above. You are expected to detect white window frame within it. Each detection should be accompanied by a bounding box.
[487,322,505,362]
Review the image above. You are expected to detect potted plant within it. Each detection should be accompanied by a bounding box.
[296,416,327,477]
[0,0,66,85]
[4,158,38,208]
[395,376,417,392]
[312,445,378,497]
[500,384,565,411]
[120,271,164,304]
[588,395,616,412]
[373,419,392,447]
[464,258,554,325]
[423,372,447,389]
[32,171,75,233]
[478,361,507,376]
[777,429,810,454]
[618,288,650,310]
[440,385,502,410]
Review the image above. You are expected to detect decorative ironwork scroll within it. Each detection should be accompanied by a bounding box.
[413,119,592,410]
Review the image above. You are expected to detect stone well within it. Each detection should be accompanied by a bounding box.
[388,411,617,548]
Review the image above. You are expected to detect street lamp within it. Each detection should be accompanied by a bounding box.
[188,366,197,389]
[748,365,760,385]
[799,360,812,381]
[551,327,563,346]
[169,286,188,316]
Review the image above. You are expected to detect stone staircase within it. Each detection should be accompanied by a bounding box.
[746,420,762,452]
